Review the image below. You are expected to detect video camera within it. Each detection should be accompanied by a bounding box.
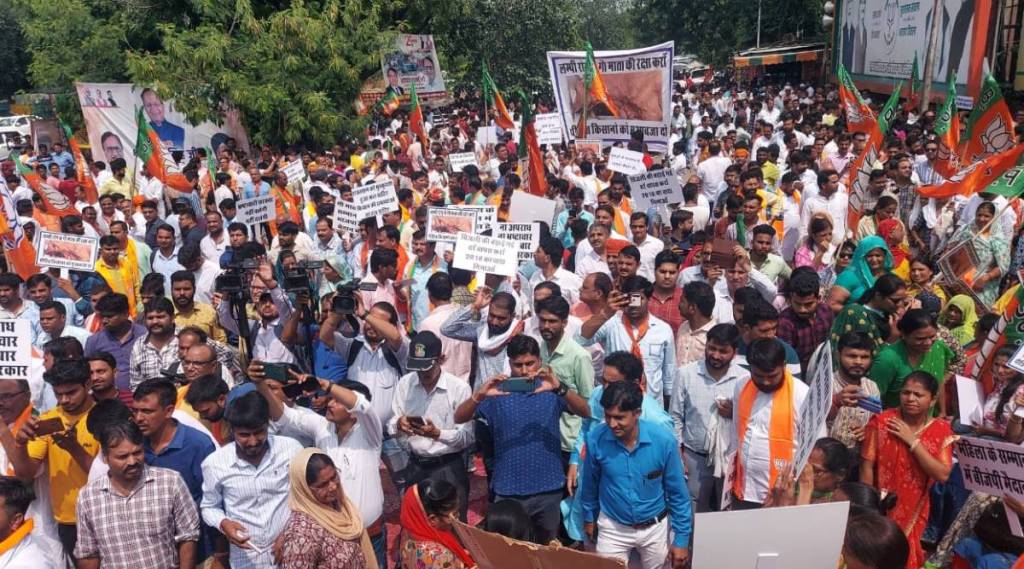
[215,257,259,296]
[282,260,325,293]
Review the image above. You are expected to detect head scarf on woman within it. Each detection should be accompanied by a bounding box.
[834,236,894,304]
[289,448,379,569]
[399,484,476,568]
[876,218,909,268]
[942,294,979,346]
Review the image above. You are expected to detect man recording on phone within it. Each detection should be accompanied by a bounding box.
[453,335,590,545]
[389,331,474,520]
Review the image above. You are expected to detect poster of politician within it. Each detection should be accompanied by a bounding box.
[547,42,674,151]
[76,82,250,166]
[380,34,447,103]
[836,0,977,86]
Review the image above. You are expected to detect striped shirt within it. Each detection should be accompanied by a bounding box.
[200,435,303,569]
[670,359,748,451]
[75,465,200,568]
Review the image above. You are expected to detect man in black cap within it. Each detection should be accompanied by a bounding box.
[388,330,474,520]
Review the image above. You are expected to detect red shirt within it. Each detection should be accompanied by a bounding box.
[648,287,684,337]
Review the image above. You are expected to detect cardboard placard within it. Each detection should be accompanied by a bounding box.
[459,205,497,233]
[793,342,834,474]
[534,112,564,146]
[235,195,276,225]
[628,169,683,212]
[352,180,399,221]
[956,375,986,427]
[35,231,98,272]
[425,207,477,243]
[281,160,306,183]
[496,222,541,264]
[607,147,646,176]
[452,519,625,569]
[452,232,519,277]
[333,200,359,234]
[957,435,1024,536]
[477,126,498,147]
[692,502,850,569]
[0,320,31,380]
[508,191,557,226]
[448,152,478,174]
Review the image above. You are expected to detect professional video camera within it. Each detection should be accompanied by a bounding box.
[215,257,259,296]
[282,260,325,293]
[331,282,359,315]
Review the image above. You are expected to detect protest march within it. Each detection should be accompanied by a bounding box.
[4,7,1024,569]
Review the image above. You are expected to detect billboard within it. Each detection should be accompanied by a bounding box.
[75,82,250,166]
[836,0,976,86]
[547,42,675,151]
[380,34,447,103]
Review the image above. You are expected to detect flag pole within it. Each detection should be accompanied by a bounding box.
[580,82,589,140]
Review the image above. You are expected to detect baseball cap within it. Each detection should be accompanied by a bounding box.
[406,331,442,371]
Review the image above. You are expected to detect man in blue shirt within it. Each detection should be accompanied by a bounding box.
[50,142,75,177]
[454,335,591,545]
[133,378,217,561]
[553,187,595,248]
[581,380,693,569]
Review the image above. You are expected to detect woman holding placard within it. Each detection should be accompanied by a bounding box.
[860,371,955,569]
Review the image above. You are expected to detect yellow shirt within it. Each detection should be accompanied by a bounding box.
[95,258,141,317]
[350,154,365,170]
[26,403,99,524]
[761,162,781,188]
[174,303,227,344]
[100,176,132,197]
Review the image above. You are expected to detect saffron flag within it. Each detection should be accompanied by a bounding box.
[0,177,38,279]
[408,84,429,149]
[578,42,619,137]
[60,121,99,204]
[972,285,1024,394]
[518,91,548,197]
[962,73,1015,163]
[933,74,962,179]
[837,64,875,134]
[135,107,192,193]
[918,142,1024,198]
[903,54,921,112]
[482,62,515,130]
[844,84,901,231]
[13,153,78,216]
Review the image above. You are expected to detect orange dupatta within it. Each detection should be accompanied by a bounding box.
[0,518,33,556]
[622,313,650,361]
[733,371,795,501]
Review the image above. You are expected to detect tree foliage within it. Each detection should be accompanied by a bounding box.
[0,0,30,100]
[634,0,824,66]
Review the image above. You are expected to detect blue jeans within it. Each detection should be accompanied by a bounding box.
[371,524,388,569]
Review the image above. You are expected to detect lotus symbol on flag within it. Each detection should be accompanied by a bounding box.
[0,190,23,250]
[845,100,864,125]
[981,115,1013,155]
[39,181,72,212]
[949,161,981,183]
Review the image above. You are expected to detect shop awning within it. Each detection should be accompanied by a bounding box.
[733,43,825,68]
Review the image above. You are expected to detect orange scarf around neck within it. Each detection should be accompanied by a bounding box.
[622,313,650,362]
[0,518,33,556]
[733,371,794,501]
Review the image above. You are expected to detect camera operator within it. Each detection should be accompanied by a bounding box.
[214,263,297,365]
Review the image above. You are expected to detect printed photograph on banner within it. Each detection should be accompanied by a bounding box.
[35,231,98,272]
[75,82,250,166]
[937,239,984,303]
[0,320,31,380]
[547,42,674,150]
[452,233,518,277]
[426,207,477,243]
[381,34,446,98]
[574,139,603,159]
[458,205,497,233]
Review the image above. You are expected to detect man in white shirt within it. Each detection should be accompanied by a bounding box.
[389,331,474,520]
[140,167,166,219]
[578,276,676,405]
[799,169,848,245]
[199,211,229,264]
[178,244,220,305]
[200,391,303,569]
[0,477,61,568]
[696,141,732,204]
[628,212,664,281]
[574,224,614,279]
[152,224,184,293]
[527,235,582,312]
[728,338,824,509]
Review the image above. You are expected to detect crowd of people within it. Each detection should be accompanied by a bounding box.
[1,68,1024,569]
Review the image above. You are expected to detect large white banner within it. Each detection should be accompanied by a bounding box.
[837,0,974,85]
[380,34,447,102]
[75,82,250,166]
[547,42,674,150]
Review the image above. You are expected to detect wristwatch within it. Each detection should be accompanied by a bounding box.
[556,382,569,397]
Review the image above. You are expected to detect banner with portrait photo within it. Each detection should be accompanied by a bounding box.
[75,82,250,169]
[380,34,447,104]
[547,42,674,151]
